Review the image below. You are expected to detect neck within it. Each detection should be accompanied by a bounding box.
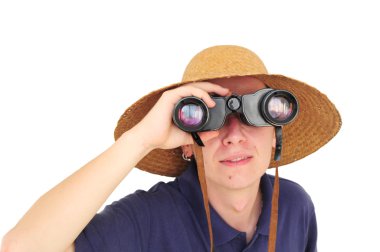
[207,180,262,243]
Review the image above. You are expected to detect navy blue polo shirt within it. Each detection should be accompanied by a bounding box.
[75,162,317,251]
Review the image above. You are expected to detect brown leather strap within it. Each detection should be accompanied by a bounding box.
[268,164,280,252]
[193,144,214,252]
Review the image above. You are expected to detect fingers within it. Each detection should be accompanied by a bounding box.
[165,82,229,108]
[185,82,230,97]
[179,85,217,107]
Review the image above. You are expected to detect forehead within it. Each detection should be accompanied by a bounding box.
[209,76,267,95]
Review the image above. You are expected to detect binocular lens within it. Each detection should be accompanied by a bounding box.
[178,104,204,127]
[262,90,298,125]
[173,97,208,132]
[267,96,293,120]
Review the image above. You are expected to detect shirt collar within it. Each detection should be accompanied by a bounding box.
[176,161,273,246]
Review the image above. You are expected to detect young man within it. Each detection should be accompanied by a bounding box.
[1,45,341,252]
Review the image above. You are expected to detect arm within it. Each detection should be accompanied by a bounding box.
[1,82,229,252]
[2,128,151,252]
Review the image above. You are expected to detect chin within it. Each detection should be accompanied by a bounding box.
[221,174,259,190]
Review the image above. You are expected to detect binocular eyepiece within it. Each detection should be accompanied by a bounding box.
[173,88,298,132]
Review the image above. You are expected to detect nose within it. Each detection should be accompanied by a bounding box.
[221,114,247,146]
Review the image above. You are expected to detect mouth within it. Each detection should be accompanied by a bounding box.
[220,155,253,167]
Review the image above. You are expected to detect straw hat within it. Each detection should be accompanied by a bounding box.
[114,45,342,177]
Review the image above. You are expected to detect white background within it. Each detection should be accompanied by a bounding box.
[0,0,378,251]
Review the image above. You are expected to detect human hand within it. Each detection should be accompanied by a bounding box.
[130,82,230,151]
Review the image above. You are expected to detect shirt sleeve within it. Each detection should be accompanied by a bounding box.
[75,191,150,252]
[305,203,318,252]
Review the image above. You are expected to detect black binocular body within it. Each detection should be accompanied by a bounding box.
[173,88,298,133]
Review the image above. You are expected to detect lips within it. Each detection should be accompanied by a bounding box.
[220,154,253,166]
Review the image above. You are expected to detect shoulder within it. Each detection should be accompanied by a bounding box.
[266,174,315,211]
[111,180,181,207]
[75,180,191,251]
[108,180,188,217]
[264,175,318,249]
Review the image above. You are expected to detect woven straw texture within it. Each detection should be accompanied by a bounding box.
[114,45,342,177]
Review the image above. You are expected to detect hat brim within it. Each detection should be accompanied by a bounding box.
[114,74,342,177]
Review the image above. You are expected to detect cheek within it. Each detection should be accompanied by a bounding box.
[249,127,274,144]
[201,140,219,165]
[248,128,275,158]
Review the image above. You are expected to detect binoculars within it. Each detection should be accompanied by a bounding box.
[173,88,298,133]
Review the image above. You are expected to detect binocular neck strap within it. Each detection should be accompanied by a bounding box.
[268,163,280,252]
[269,127,282,251]
[274,126,283,161]
[192,144,214,252]
[191,132,205,147]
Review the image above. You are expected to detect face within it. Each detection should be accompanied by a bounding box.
[190,76,275,191]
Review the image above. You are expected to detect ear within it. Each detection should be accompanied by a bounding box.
[181,144,194,157]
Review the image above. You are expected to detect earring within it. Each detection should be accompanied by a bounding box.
[182,153,192,162]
